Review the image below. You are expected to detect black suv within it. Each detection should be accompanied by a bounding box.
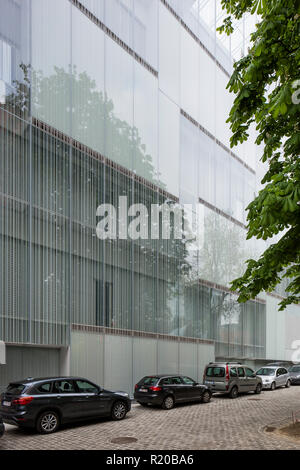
[0,377,131,434]
[134,375,212,409]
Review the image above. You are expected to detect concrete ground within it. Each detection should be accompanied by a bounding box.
[1,385,300,450]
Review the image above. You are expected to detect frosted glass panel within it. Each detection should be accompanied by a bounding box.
[159,2,180,103]
[181,29,200,122]
[215,70,232,147]
[158,92,180,197]
[134,0,158,69]
[180,116,198,204]
[133,62,158,182]
[199,49,215,135]
[105,35,133,169]
[31,0,71,135]
[72,6,105,155]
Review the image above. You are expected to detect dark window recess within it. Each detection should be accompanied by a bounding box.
[36,382,52,394]
[96,280,113,327]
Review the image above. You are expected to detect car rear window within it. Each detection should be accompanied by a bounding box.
[139,377,159,386]
[205,367,225,378]
[290,366,300,372]
[6,383,26,395]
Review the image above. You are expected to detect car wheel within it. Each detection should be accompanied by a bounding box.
[162,395,174,410]
[229,386,238,399]
[138,402,148,407]
[285,380,291,388]
[255,383,262,394]
[271,382,276,391]
[111,401,127,421]
[201,390,211,403]
[36,411,60,434]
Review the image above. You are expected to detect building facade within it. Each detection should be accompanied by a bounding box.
[0,0,299,393]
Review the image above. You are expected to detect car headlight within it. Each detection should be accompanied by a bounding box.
[115,392,129,397]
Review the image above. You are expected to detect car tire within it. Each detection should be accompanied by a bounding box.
[229,386,238,399]
[285,380,291,388]
[255,383,262,394]
[162,395,175,410]
[201,390,211,403]
[138,402,148,407]
[36,411,60,434]
[271,382,276,391]
[111,401,127,421]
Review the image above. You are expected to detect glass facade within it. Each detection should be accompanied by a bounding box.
[2,0,281,388]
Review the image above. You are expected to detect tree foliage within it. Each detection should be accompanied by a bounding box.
[218,0,300,309]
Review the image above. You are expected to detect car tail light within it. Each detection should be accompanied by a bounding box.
[149,386,162,392]
[12,396,34,406]
[226,365,230,382]
[134,384,138,390]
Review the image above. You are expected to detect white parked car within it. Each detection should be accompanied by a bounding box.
[256,366,291,390]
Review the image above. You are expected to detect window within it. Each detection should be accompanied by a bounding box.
[53,380,76,394]
[6,384,25,395]
[230,367,237,377]
[245,368,254,377]
[75,380,99,394]
[181,377,195,385]
[290,366,300,373]
[140,377,159,386]
[160,377,173,385]
[172,377,183,385]
[205,367,225,378]
[36,383,52,393]
[237,367,245,377]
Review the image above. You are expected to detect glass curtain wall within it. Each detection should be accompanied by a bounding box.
[0,0,266,359]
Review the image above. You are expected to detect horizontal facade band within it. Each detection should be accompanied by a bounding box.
[198,196,247,230]
[160,0,231,79]
[69,0,158,78]
[72,323,215,345]
[181,109,256,176]
[197,277,266,305]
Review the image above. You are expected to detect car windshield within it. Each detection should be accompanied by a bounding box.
[6,383,26,395]
[289,366,300,372]
[206,367,225,377]
[256,368,276,376]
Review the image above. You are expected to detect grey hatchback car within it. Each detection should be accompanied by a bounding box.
[203,362,262,398]
[288,365,300,385]
[256,366,291,390]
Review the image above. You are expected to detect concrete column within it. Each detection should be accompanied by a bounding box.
[60,346,70,376]
[0,341,6,365]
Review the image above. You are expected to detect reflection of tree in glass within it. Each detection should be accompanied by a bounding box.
[199,211,250,287]
[3,64,197,337]
[4,63,160,185]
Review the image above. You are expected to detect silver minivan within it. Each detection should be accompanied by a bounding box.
[256,366,291,390]
[203,362,263,398]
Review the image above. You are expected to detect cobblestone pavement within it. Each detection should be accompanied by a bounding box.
[1,386,300,450]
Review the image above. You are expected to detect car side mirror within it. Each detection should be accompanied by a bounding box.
[194,382,199,386]
[98,388,102,394]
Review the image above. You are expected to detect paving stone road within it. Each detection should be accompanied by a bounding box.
[1,386,300,450]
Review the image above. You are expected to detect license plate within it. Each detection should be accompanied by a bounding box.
[139,389,147,392]
[206,381,215,385]
[3,401,11,407]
